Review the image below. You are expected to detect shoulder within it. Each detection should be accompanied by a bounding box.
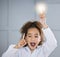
[2,44,19,57]
[18,46,29,53]
[18,47,27,51]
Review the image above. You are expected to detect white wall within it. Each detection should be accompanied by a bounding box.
[0,0,60,57]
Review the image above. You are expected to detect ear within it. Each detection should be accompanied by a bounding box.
[38,39,41,43]
[38,36,41,42]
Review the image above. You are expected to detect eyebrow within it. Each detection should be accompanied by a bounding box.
[27,33,39,35]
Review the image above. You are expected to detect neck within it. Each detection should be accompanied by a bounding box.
[28,46,35,53]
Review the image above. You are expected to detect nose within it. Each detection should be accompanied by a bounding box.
[31,36,35,41]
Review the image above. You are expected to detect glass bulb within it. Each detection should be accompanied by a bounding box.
[35,2,47,14]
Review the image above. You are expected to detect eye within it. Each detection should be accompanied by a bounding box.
[28,35,31,37]
[35,36,38,38]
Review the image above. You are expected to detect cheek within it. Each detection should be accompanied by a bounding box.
[36,39,41,45]
[37,37,41,42]
[25,38,31,43]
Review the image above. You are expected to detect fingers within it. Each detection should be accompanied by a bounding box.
[14,33,26,49]
[39,13,46,19]
[22,33,25,39]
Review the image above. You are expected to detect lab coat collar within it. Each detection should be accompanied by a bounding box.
[24,45,42,53]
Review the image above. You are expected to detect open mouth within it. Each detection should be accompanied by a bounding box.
[30,42,36,47]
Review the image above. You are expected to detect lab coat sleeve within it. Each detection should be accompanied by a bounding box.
[2,44,19,57]
[42,27,57,57]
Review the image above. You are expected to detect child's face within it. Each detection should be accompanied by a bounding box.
[25,28,41,51]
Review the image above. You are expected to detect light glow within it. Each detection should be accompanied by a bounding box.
[35,2,47,14]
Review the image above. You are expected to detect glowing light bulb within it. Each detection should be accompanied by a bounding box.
[35,2,47,14]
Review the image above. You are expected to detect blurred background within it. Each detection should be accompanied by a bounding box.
[0,0,60,57]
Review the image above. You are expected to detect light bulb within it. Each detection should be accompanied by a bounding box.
[35,2,47,14]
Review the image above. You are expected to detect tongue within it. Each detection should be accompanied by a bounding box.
[30,42,36,47]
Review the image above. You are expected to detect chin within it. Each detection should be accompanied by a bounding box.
[30,46,37,50]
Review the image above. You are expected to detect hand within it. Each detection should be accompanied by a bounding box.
[39,13,48,28]
[39,12,46,19]
[14,34,27,49]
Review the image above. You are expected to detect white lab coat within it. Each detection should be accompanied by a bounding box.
[2,27,57,57]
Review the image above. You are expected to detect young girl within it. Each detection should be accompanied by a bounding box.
[2,13,57,57]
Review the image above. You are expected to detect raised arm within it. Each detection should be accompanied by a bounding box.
[39,13,57,57]
[42,27,57,57]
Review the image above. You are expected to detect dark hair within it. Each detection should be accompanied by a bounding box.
[20,21,45,46]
